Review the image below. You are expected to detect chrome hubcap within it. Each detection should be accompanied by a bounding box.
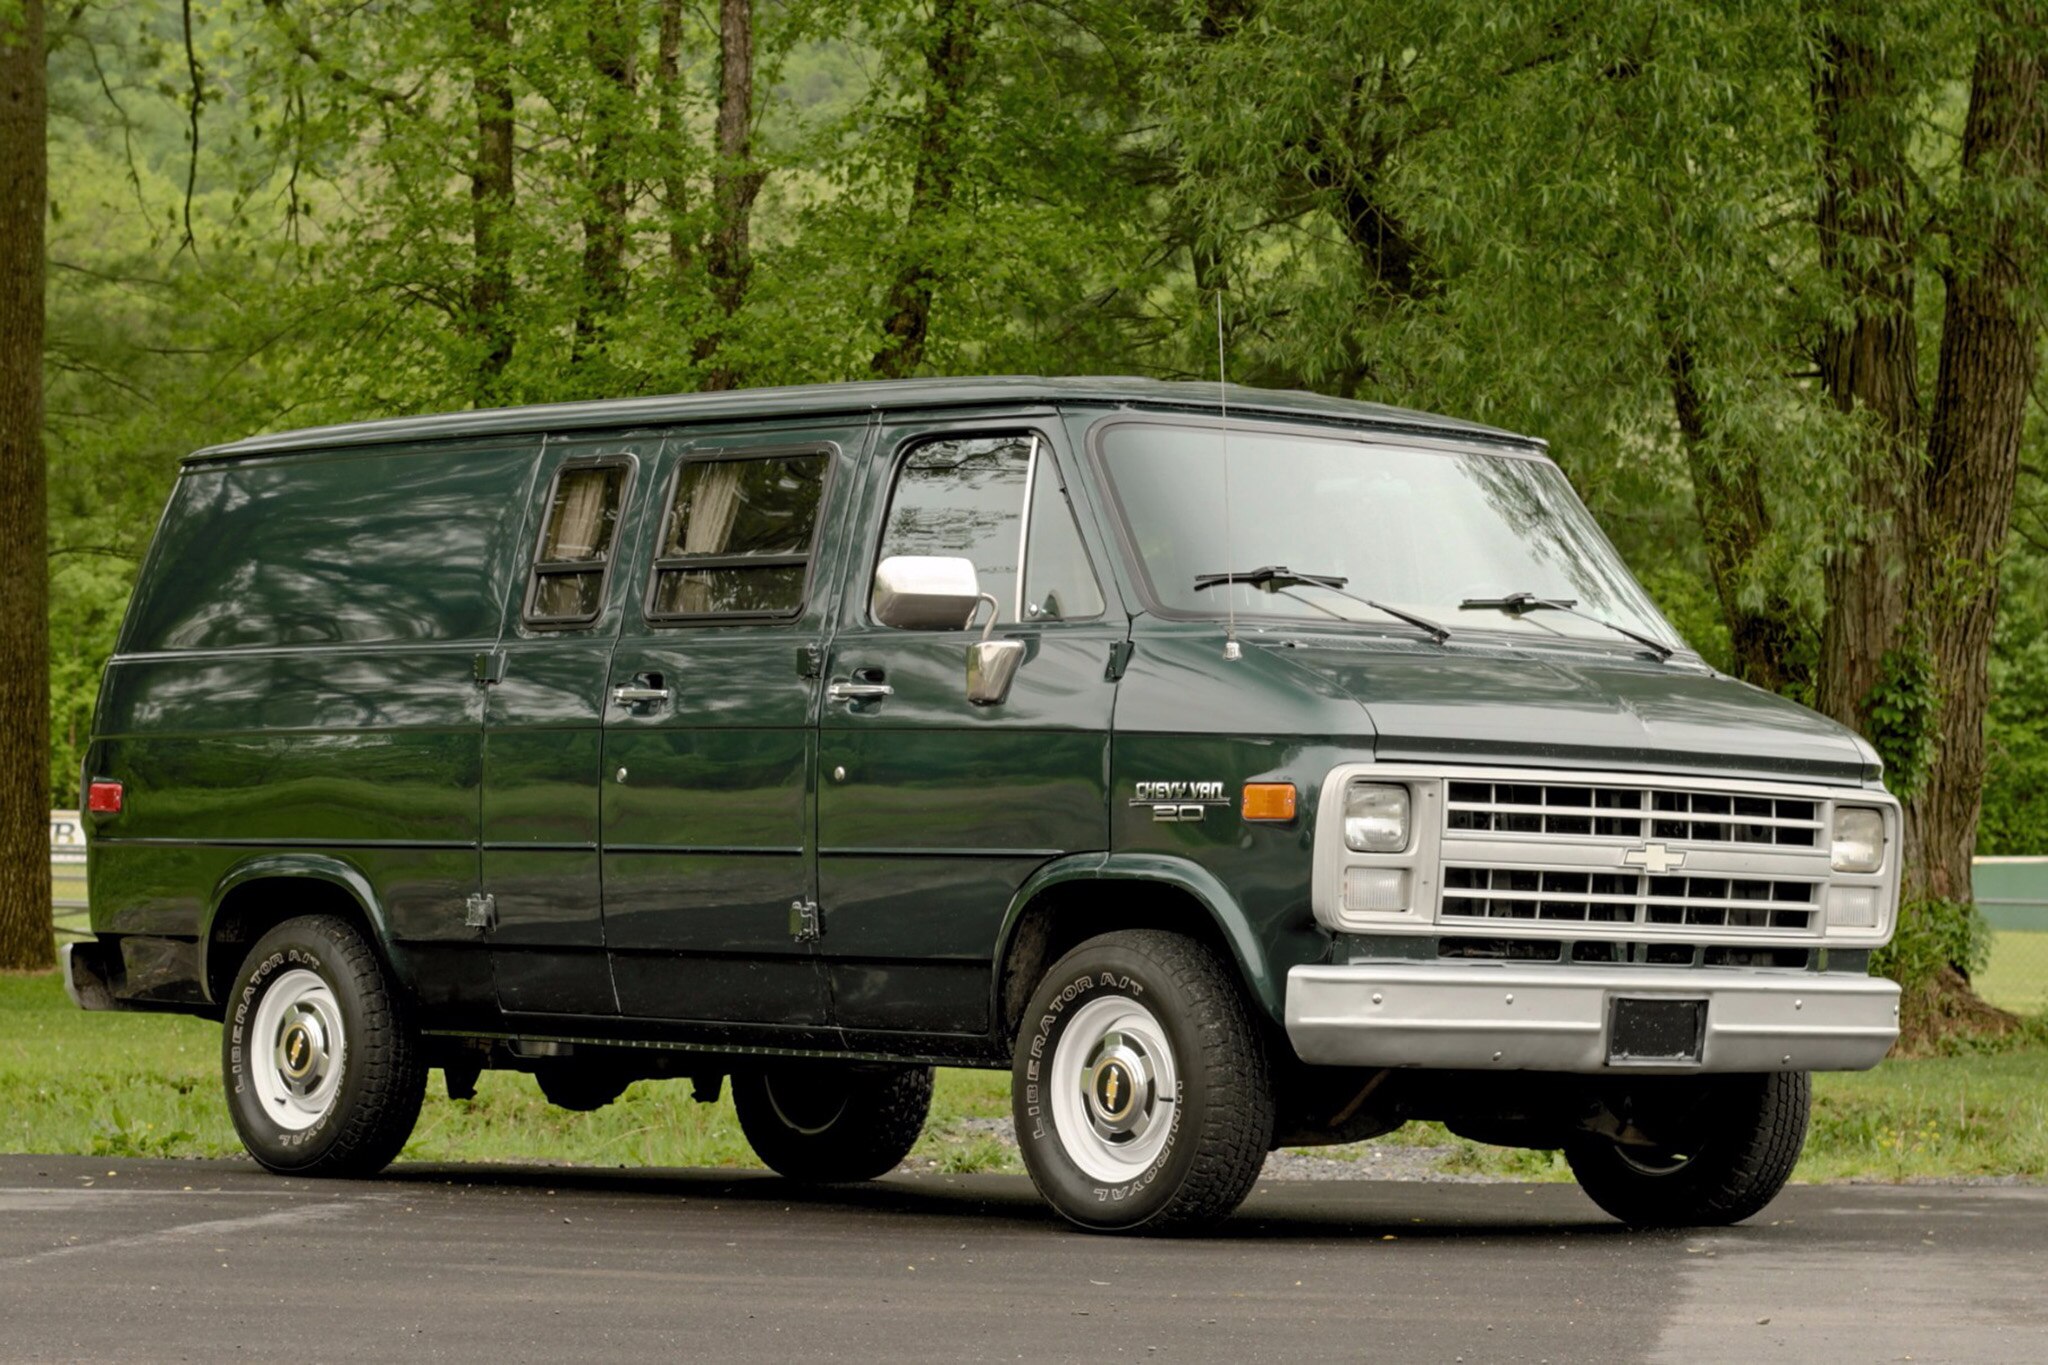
[1050,996,1178,1183]
[1083,1033,1158,1141]
[251,969,345,1131]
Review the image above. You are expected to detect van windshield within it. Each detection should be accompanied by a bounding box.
[1096,422,1682,651]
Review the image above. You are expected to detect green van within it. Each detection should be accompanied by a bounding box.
[65,377,1901,1232]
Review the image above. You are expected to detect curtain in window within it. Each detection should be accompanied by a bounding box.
[672,463,740,612]
[550,471,612,562]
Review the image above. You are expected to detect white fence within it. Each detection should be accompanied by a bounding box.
[51,810,88,920]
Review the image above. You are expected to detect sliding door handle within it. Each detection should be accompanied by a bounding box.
[827,681,893,703]
[612,672,672,708]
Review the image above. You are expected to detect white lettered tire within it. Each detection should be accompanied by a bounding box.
[1012,930,1273,1233]
[223,915,426,1176]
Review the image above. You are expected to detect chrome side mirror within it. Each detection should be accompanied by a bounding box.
[873,555,983,630]
[966,599,1024,706]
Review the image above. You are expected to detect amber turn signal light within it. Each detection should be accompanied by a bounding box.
[1241,782,1297,822]
[88,780,123,814]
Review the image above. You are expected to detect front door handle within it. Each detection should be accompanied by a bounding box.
[827,680,893,703]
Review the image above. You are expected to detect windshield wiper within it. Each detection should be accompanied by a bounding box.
[1195,566,1451,644]
[1458,591,1674,661]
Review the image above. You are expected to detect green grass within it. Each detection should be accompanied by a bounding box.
[4,969,2042,1182]
[1978,929,2048,1015]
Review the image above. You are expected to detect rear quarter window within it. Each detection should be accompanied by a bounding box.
[125,442,536,651]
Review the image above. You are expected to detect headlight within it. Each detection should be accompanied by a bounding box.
[1345,782,1410,852]
[1831,806,1885,874]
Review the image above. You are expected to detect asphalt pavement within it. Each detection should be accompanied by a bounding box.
[1,1155,2042,1362]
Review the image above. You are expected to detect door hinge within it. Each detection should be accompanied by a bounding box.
[464,892,496,930]
[1106,638,1135,681]
[473,651,507,687]
[796,644,822,678]
[789,898,821,943]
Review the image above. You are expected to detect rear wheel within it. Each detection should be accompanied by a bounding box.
[1012,930,1273,1234]
[222,914,426,1176]
[1564,1071,1810,1227]
[731,1063,933,1182]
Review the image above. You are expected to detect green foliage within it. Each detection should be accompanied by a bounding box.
[1875,897,1992,994]
[1862,634,1942,802]
[25,0,2048,889]
[1981,543,2048,854]
[1635,562,1735,675]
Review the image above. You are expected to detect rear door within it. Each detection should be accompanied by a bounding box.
[815,413,1122,1042]
[600,422,863,1033]
[482,434,652,1016]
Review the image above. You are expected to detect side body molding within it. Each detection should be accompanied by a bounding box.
[200,853,397,1004]
[989,851,1284,1026]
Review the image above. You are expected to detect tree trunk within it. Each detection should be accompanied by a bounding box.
[470,0,516,401]
[1915,13,2045,906]
[1810,12,1923,745]
[1667,340,1807,693]
[1296,62,1434,395]
[573,0,638,365]
[694,0,764,391]
[656,0,691,283]
[1804,5,2044,1039]
[0,0,53,972]
[870,0,978,379]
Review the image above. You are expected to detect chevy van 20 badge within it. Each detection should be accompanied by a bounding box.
[63,377,1901,1234]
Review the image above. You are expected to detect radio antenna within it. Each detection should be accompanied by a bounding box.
[1217,293,1240,662]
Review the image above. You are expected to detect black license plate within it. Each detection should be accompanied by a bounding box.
[1608,997,1706,1065]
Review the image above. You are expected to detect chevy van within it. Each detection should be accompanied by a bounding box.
[65,377,1901,1232]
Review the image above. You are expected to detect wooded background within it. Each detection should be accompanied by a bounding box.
[1,1,2044,1040]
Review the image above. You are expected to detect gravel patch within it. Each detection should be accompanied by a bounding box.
[944,1116,1523,1182]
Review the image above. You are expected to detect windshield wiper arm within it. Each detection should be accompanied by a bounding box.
[1458,590,1674,661]
[1195,566,1451,644]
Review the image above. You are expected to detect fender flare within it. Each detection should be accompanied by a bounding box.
[199,853,396,1004]
[989,851,1283,1026]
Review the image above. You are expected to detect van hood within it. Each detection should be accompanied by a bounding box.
[1269,641,1877,785]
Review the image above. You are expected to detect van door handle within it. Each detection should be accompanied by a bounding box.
[826,680,893,703]
[612,685,671,704]
[611,672,672,708]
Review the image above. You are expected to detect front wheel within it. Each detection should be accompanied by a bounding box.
[222,914,426,1176]
[1564,1071,1810,1227]
[1012,930,1274,1234]
[731,1063,933,1182]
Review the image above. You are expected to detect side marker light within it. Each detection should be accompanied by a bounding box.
[1241,782,1297,822]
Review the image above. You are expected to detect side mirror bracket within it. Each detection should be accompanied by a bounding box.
[966,594,1024,706]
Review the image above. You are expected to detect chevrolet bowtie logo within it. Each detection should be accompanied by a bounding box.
[1622,842,1686,875]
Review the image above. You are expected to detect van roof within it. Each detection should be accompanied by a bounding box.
[185,375,1544,463]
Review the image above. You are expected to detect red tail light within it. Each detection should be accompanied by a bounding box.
[87,780,123,814]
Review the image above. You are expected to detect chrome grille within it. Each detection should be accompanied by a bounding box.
[1445,780,1821,849]
[1441,866,1819,934]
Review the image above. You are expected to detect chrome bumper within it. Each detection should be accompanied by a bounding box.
[1285,962,1900,1074]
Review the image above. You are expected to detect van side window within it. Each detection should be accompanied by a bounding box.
[875,435,1103,624]
[647,452,830,620]
[525,462,627,626]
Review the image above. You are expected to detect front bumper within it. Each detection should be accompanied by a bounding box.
[1285,962,1900,1074]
